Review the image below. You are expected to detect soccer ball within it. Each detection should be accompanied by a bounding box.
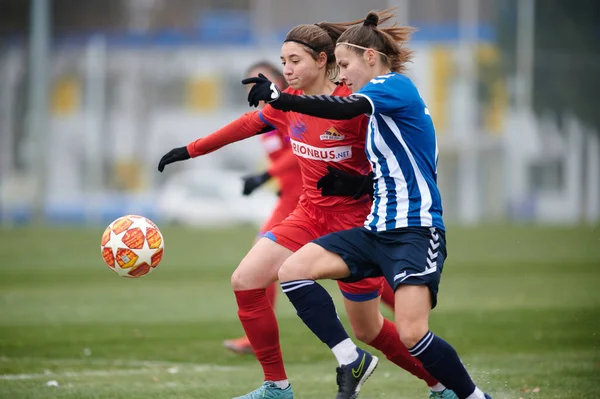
[100,215,164,278]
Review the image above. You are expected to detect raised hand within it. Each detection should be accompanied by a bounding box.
[242,73,282,107]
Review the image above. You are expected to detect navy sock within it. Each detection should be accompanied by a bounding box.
[409,331,476,399]
[281,280,349,348]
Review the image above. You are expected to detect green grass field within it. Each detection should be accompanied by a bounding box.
[1,224,599,398]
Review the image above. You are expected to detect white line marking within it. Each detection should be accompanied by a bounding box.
[0,357,240,381]
[1,369,150,380]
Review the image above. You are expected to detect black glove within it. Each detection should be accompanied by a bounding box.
[157,146,190,172]
[242,73,281,107]
[317,166,374,199]
[242,171,271,196]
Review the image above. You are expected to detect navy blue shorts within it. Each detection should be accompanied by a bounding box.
[312,226,447,308]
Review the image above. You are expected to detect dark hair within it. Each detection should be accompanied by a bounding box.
[246,61,289,90]
[284,18,363,79]
[336,8,415,73]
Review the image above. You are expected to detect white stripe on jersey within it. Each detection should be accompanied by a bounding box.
[365,114,438,231]
[364,117,408,230]
[381,115,434,226]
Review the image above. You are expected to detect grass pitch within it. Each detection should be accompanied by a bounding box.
[0,224,599,398]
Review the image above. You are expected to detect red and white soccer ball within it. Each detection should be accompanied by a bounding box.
[100,215,164,278]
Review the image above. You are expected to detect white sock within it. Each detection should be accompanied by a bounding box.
[273,380,289,389]
[430,382,446,392]
[331,338,359,366]
[466,387,485,399]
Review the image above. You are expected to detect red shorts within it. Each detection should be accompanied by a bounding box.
[265,198,385,299]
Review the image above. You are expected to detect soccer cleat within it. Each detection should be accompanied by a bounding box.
[429,389,459,399]
[231,381,293,399]
[335,348,379,399]
[223,336,254,355]
[484,394,492,399]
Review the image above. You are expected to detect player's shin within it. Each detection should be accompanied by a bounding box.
[235,289,287,382]
[280,280,359,365]
[409,331,485,399]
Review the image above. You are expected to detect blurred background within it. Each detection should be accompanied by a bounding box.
[0,0,598,227]
[1,2,599,398]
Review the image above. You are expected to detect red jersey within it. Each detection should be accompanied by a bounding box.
[186,83,370,211]
[261,129,302,201]
[260,84,370,210]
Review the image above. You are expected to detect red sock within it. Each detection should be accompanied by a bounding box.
[266,282,278,308]
[235,289,287,381]
[380,282,395,310]
[368,318,438,387]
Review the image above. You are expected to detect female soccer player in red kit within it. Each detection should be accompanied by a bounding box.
[224,61,303,355]
[158,19,447,399]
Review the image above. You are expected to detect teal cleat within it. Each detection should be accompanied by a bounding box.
[232,381,294,399]
[429,389,459,399]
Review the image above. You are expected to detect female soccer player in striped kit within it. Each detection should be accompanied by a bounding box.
[159,16,450,399]
[223,61,303,355]
[245,9,491,399]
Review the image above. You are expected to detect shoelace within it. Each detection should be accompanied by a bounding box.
[249,382,270,395]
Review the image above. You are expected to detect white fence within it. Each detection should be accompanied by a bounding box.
[0,41,598,226]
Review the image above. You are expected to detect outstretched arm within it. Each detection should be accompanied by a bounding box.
[243,74,372,120]
[187,111,268,157]
[158,111,268,172]
[270,92,371,120]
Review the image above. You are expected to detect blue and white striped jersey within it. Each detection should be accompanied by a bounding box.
[354,72,444,232]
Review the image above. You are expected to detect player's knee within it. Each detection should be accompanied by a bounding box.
[231,260,261,290]
[278,258,300,282]
[345,304,383,343]
[279,255,315,282]
[396,324,428,349]
[350,323,380,344]
[230,267,245,290]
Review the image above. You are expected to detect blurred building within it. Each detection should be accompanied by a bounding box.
[0,0,597,226]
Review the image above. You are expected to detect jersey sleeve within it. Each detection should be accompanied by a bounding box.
[186,111,267,157]
[269,92,371,120]
[355,73,414,115]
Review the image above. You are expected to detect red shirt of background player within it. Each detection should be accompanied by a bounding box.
[257,128,303,232]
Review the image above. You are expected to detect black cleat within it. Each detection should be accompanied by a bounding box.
[335,348,379,399]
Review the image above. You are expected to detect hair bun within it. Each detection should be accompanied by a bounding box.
[364,13,379,27]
